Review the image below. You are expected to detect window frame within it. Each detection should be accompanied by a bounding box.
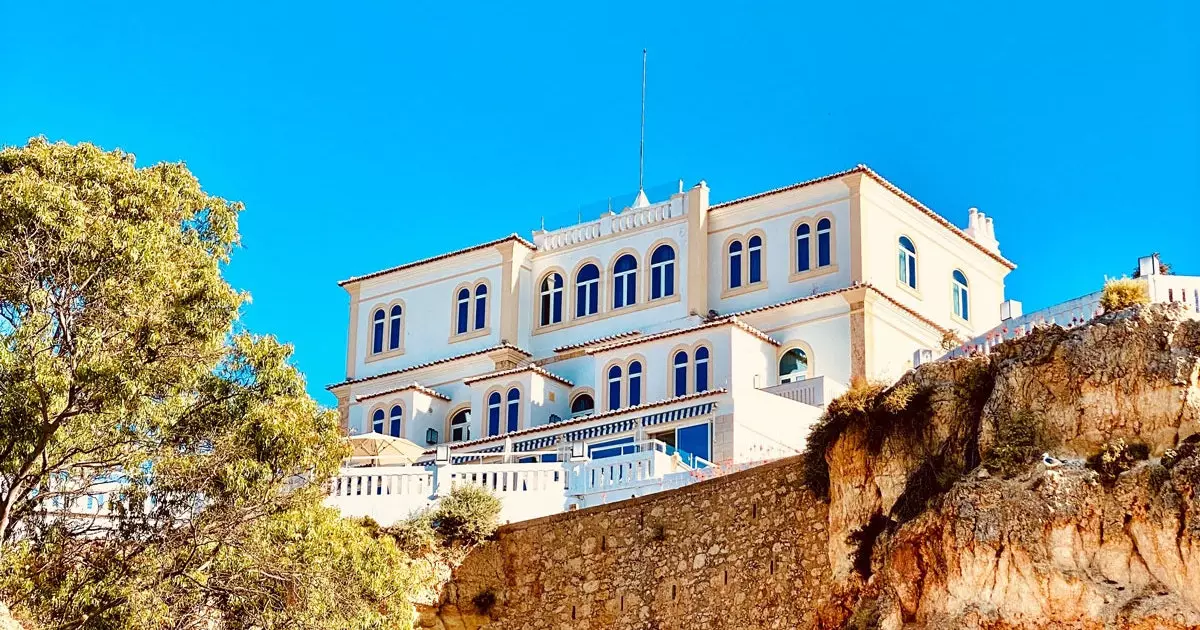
[538,270,566,328]
[951,269,970,322]
[610,251,639,310]
[647,242,677,301]
[572,259,602,319]
[447,407,472,443]
[388,404,404,438]
[778,343,814,384]
[898,235,918,291]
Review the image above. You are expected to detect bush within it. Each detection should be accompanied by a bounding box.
[431,484,502,546]
[389,509,439,557]
[1100,278,1150,313]
[985,410,1045,478]
[940,329,963,351]
[1087,439,1150,484]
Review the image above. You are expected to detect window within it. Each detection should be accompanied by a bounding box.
[540,273,564,326]
[779,348,809,384]
[676,423,712,466]
[728,241,743,288]
[747,235,763,284]
[628,361,643,406]
[456,288,470,334]
[372,408,385,434]
[816,218,832,267]
[487,392,502,436]
[650,245,675,300]
[898,236,917,289]
[450,410,471,442]
[694,346,710,392]
[589,436,635,459]
[613,254,637,309]
[952,269,969,321]
[371,309,386,354]
[388,404,403,437]
[388,305,403,350]
[576,263,600,317]
[506,388,520,432]
[607,365,623,410]
[473,283,488,330]
[571,393,595,417]
[673,350,689,396]
[796,224,811,273]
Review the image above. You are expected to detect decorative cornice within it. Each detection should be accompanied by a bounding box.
[463,364,575,388]
[355,382,451,402]
[586,317,778,354]
[553,330,642,353]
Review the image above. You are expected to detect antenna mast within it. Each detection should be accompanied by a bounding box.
[633,48,650,208]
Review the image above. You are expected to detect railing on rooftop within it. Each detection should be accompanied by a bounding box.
[534,184,689,253]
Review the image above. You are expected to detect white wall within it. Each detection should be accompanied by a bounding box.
[588,325,736,410]
[858,179,1009,338]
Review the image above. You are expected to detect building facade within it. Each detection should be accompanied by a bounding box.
[327,165,1015,469]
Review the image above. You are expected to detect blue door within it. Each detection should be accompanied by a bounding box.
[676,423,711,467]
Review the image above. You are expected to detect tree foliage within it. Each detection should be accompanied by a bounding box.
[0,138,414,628]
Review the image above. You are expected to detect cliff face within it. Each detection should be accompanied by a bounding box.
[426,304,1200,629]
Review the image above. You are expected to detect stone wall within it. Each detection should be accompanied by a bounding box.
[420,455,842,630]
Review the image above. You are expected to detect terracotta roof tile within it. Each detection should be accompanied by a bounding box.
[338,234,535,287]
[586,317,778,353]
[326,343,531,390]
[463,364,575,388]
[355,382,451,402]
[710,165,1015,270]
[553,330,642,353]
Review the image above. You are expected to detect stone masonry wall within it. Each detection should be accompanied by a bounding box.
[421,455,841,630]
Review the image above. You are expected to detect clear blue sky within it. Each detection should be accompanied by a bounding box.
[3,1,1197,406]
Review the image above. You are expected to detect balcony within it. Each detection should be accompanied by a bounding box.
[759,375,845,408]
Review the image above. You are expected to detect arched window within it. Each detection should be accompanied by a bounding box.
[506,388,520,433]
[607,365,623,410]
[694,346,710,392]
[576,263,600,317]
[613,254,638,309]
[388,305,403,350]
[571,393,595,416]
[473,284,488,330]
[796,224,811,273]
[487,392,502,436]
[898,236,917,289]
[450,409,471,442]
[728,241,743,288]
[371,408,385,434]
[650,245,675,300]
[540,273,563,326]
[673,350,689,396]
[371,309,386,354]
[952,269,969,321]
[817,218,832,267]
[747,235,763,284]
[628,361,643,406]
[779,348,809,384]
[455,288,471,334]
[389,404,403,437]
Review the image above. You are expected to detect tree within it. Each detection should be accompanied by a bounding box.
[0,138,414,628]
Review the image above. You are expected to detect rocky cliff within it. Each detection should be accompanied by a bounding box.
[424,304,1200,629]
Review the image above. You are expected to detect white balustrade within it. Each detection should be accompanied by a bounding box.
[534,197,686,252]
[759,375,845,407]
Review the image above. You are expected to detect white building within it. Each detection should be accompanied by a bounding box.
[325,165,1015,521]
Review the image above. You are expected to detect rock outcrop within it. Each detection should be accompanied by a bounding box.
[424,304,1200,629]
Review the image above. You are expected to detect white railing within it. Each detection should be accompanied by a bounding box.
[945,274,1200,360]
[325,461,568,525]
[759,375,846,407]
[534,196,686,252]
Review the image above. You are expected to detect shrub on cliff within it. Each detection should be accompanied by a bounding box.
[1100,278,1150,312]
[1087,439,1150,484]
[985,410,1046,478]
[802,380,930,500]
[431,485,502,546]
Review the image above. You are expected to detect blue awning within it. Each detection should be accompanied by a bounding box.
[562,418,638,443]
[641,402,716,428]
[514,435,559,451]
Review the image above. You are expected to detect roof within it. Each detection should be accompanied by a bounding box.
[586,317,778,354]
[462,364,575,388]
[710,165,1015,270]
[326,343,532,390]
[337,234,536,287]
[354,382,451,403]
[423,388,727,454]
[553,330,642,353]
[725,282,948,335]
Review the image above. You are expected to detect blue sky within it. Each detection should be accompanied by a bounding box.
[2,1,1197,405]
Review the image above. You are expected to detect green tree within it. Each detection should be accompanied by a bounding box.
[0,138,413,628]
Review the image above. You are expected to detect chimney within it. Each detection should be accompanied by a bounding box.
[963,207,1000,253]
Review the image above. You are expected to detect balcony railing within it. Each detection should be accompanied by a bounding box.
[759,375,845,407]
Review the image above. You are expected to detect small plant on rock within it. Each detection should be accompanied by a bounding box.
[1087,439,1150,484]
[388,509,439,556]
[1100,278,1150,313]
[940,329,963,351]
[985,410,1045,478]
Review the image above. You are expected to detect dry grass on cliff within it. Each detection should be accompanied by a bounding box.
[1100,277,1150,312]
